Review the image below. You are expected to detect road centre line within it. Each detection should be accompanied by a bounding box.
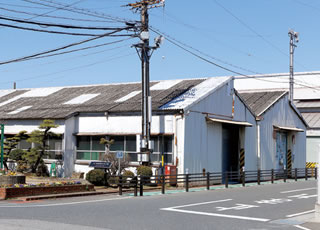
[281,188,316,194]
[286,210,315,218]
[0,196,131,208]
[161,208,270,222]
[162,199,232,209]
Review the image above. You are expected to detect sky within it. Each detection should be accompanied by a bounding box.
[0,0,318,89]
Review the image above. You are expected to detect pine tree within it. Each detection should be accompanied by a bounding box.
[3,131,28,170]
[26,120,59,173]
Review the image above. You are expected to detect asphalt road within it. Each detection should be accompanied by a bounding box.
[0,180,318,230]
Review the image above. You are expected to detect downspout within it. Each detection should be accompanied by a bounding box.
[256,120,261,170]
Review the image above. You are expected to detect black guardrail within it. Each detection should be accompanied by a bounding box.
[110,167,317,197]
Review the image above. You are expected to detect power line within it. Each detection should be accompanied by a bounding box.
[0,21,106,36]
[0,15,132,30]
[22,0,130,23]
[0,29,128,65]
[0,6,111,23]
[212,0,288,58]
[26,38,133,61]
[0,51,136,85]
[150,27,262,75]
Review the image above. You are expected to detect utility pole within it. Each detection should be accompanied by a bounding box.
[127,0,164,164]
[288,29,299,103]
[0,124,4,170]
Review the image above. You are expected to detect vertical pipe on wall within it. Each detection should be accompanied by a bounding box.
[257,121,261,170]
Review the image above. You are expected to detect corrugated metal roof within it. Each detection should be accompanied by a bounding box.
[295,100,320,108]
[234,71,320,100]
[301,112,320,128]
[0,78,214,119]
[160,77,231,110]
[239,91,287,116]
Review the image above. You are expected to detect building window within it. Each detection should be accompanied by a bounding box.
[76,135,137,161]
[46,137,63,160]
[150,135,173,164]
[76,136,105,160]
[109,136,137,162]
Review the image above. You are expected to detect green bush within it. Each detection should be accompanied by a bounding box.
[86,169,106,186]
[123,170,134,177]
[36,162,49,177]
[137,166,152,177]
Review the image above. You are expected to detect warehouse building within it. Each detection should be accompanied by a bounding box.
[235,71,319,165]
[0,76,306,177]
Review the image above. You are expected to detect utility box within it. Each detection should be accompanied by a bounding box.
[165,165,177,186]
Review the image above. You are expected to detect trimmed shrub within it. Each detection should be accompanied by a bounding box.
[36,163,49,177]
[123,170,134,177]
[86,169,105,186]
[137,166,152,177]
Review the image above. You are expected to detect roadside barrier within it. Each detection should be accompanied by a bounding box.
[110,167,317,197]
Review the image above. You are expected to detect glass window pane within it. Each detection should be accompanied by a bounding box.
[76,152,91,160]
[150,136,159,152]
[109,136,124,151]
[91,152,99,160]
[164,154,173,164]
[125,136,136,152]
[164,136,173,153]
[92,136,105,151]
[19,139,31,150]
[150,153,160,162]
[127,152,137,162]
[77,136,90,150]
[49,138,62,151]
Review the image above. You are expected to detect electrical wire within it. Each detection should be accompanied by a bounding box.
[0,22,105,36]
[0,28,128,65]
[0,6,111,23]
[150,27,263,75]
[22,0,131,23]
[0,51,136,85]
[25,37,134,61]
[0,15,132,30]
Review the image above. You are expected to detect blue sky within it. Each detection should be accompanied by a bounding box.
[0,0,318,89]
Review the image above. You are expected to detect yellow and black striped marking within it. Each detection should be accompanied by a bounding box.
[287,149,292,171]
[306,162,317,168]
[239,148,245,171]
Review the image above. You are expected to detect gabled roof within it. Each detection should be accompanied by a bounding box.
[239,91,287,116]
[0,77,230,120]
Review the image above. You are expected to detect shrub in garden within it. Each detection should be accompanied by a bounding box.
[123,170,134,177]
[86,169,106,186]
[36,162,49,177]
[137,166,153,184]
[137,166,152,177]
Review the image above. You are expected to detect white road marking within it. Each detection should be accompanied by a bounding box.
[288,194,317,199]
[0,196,131,208]
[216,203,259,211]
[161,208,270,222]
[163,199,232,209]
[281,188,316,194]
[286,210,315,218]
[294,225,312,230]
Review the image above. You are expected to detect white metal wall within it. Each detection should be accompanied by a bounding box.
[259,94,306,170]
[77,115,174,134]
[183,80,257,174]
